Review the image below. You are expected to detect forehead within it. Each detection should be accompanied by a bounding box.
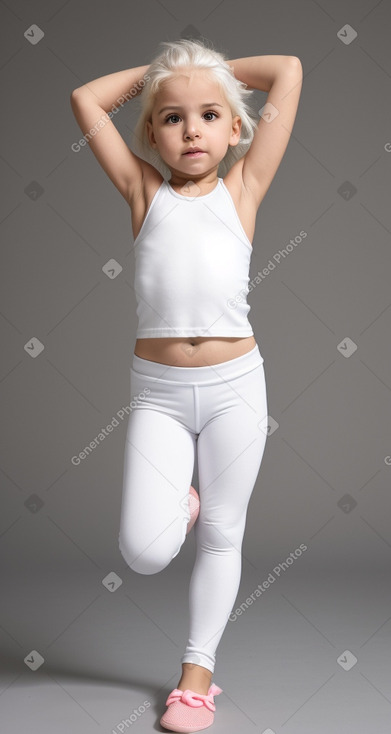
[156,68,224,101]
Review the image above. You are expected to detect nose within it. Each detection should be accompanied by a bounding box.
[184,116,200,140]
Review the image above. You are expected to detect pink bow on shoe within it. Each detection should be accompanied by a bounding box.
[166,683,223,712]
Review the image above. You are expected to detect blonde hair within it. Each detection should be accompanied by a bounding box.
[132,38,259,178]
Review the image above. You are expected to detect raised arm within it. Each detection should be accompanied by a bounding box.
[227,55,303,209]
[70,64,151,204]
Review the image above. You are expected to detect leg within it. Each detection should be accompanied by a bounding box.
[119,406,196,575]
[178,363,267,691]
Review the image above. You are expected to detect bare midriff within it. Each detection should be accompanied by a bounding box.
[134,336,257,367]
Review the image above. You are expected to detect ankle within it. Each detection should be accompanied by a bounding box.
[177,663,212,695]
[181,662,212,678]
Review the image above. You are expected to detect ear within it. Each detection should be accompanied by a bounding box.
[229,115,242,147]
[145,120,157,149]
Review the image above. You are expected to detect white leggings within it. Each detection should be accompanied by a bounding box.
[118,343,268,674]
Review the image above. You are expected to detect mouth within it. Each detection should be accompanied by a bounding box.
[183,148,205,156]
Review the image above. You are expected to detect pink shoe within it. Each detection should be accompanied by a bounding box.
[186,486,200,535]
[160,683,223,732]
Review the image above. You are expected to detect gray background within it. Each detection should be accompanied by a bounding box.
[1,0,390,732]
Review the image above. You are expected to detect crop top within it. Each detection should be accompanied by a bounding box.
[132,177,254,338]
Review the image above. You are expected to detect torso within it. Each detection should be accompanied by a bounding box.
[130,159,258,367]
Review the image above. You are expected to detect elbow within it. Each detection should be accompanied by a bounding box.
[70,87,87,111]
[288,56,303,72]
[70,86,86,101]
[70,90,79,111]
[70,88,79,104]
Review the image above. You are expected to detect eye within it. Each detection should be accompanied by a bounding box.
[165,114,181,124]
[164,111,219,124]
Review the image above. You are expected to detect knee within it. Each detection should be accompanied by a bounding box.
[118,530,182,576]
[198,514,247,551]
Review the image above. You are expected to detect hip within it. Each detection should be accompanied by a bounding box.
[130,341,267,433]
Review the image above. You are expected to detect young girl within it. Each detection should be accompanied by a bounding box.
[71,39,302,733]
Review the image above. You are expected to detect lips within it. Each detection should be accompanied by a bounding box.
[183,148,204,154]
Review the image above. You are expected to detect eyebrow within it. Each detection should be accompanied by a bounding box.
[158,103,223,115]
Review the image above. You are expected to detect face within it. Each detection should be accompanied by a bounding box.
[146,69,241,179]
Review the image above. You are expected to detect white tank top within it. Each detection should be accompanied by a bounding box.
[133,177,254,338]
